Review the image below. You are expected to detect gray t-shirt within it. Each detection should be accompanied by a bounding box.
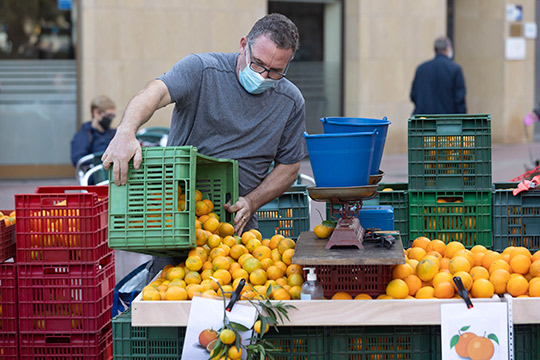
[158,52,307,199]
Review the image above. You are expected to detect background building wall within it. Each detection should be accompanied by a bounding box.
[79,0,266,130]
[344,0,447,154]
[454,0,536,144]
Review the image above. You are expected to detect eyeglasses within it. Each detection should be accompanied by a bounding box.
[247,43,291,80]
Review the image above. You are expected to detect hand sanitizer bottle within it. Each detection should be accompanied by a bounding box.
[300,267,324,300]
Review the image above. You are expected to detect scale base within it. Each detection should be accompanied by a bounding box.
[325,218,365,250]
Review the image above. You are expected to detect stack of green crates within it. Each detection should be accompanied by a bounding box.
[407,114,493,248]
[107,146,238,257]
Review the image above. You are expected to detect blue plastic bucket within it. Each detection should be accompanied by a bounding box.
[303,130,377,187]
[321,116,391,175]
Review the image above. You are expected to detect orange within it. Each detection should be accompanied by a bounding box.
[507,274,529,297]
[471,278,494,298]
[227,346,242,360]
[407,247,427,261]
[203,217,220,233]
[433,281,455,299]
[432,271,453,288]
[473,252,485,267]
[470,244,488,254]
[511,247,532,260]
[230,244,248,260]
[530,260,540,277]
[164,285,188,301]
[201,268,214,281]
[454,249,474,268]
[222,235,237,248]
[186,284,204,299]
[288,273,303,287]
[271,249,282,262]
[412,236,430,250]
[489,259,510,274]
[142,287,161,301]
[532,250,540,263]
[272,288,291,300]
[249,269,268,285]
[416,259,438,281]
[185,271,202,285]
[377,294,393,300]
[209,247,226,260]
[166,267,185,281]
[185,256,203,272]
[391,263,414,280]
[160,264,174,279]
[242,257,262,274]
[207,234,222,249]
[195,200,210,216]
[274,261,288,274]
[455,332,477,358]
[470,266,490,281]
[267,265,285,280]
[232,268,249,281]
[218,244,230,257]
[212,256,230,271]
[426,239,446,256]
[386,279,409,299]
[218,222,235,238]
[260,258,274,270]
[238,253,253,267]
[213,269,232,285]
[245,238,262,253]
[528,279,540,297]
[253,320,269,334]
[269,234,285,249]
[481,251,502,270]
[331,291,353,300]
[252,246,272,261]
[195,228,209,246]
[314,224,333,239]
[415,286,435,299]
[249,229,262,241]
[286,264,303,277]
[422,254,441,269]
[448,256,470,274]
[189,247,208,262]
[439,257,450,270]
[354,293,373,300]
[444,241,465,259]
[510,254,531,275]
[467,336,494,360]
[453,271,473,291]
[490,269,511,294]
[219,329,236,345]
[281,248,295,265]
[407,259,419,272]
[277,238,296,255]
[241,231,257,245]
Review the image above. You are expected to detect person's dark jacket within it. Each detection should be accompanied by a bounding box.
[410,53,467,115]
[70,122,116,166]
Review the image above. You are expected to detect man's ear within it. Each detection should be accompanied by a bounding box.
[240,37,248,54]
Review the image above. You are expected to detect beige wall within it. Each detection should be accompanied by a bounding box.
[78,0,266,130]
[454,0,536,144]
[344,0,447,154]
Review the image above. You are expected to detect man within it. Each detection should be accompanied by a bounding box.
[101,13,307,235]
[410,36,467,115]
[71,95,117,166]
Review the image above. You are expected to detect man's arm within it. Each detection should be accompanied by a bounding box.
[102,79,171,185]
[224,162,300,234]
[454,68,467,114]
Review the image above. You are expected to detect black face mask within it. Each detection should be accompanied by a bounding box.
[99,114,114,130]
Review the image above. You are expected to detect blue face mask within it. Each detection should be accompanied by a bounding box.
[239,60,276,94]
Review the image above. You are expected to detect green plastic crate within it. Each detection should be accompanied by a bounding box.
[108,146,238,257]
[265,326,327,359]
[408,114,492,191]
[513,324,540,359]
[493,183,540,252]
[256,185,309,241]
[409,190,492,248]
[112,309,185,360]
[329,326,436,359]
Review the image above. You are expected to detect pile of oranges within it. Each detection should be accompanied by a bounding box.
[142,190,304,301]
[0,210,15,227]
[385,236,540,299]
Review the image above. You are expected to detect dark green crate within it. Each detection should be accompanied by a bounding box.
[514,324,540,359]
[408,114,492,191]
[112,309,185,360]
[328,325,437,359]
[256,185,309,241]
[108,146,238,257]
[492,183,540,252]
[265,326,327,359]
[409,190,492,248]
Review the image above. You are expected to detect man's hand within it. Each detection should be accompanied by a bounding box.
[101,130,142,185]
[223,196,254,235]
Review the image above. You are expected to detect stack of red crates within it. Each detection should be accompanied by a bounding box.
[15,186,114,360]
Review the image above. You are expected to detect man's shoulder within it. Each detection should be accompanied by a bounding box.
[274,78,304,104]
[192,52,236,71]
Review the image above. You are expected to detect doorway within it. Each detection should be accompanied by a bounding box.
[268,0,343,134]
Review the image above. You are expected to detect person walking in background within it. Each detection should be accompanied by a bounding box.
[70,94,117,166]
[410,36,467,115]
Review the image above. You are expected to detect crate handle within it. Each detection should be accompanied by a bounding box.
[436,122,462,135]
[45,336,71,344]
[36,186,109,198]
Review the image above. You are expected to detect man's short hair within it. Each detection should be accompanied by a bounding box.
[90,95,115,115]
[434,36,452,54]
[247,13,300,55]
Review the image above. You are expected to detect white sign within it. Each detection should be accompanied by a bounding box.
[505,37,526,60]
[524,22,537,39]
[506,4,523,22]
[182,296,257,360]
[441,303,509,360]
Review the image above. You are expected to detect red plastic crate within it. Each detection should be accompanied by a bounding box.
[15,186,110,263]
[0,210,16,263]
[304,265,392,299]
[19,326,112,360]
[0,332,18,360]
[0,260,17,333]
[18,254,115,333]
